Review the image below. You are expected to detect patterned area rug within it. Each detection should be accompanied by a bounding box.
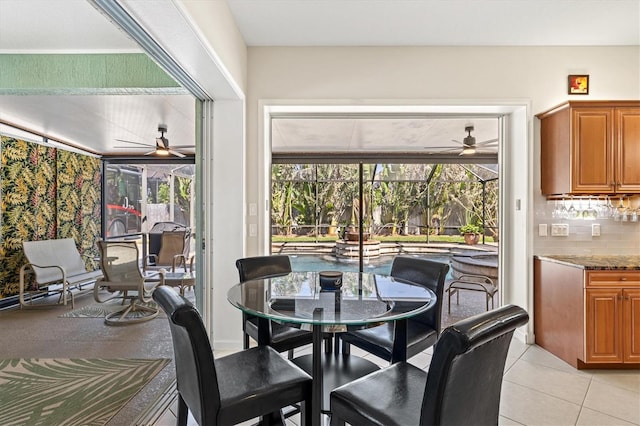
[0,358,170,426]
[59,301,162,318]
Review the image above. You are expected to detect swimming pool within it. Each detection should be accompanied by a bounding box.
[289,254,453,278]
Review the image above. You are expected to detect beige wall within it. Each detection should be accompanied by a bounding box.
[182,0,248,94]
[246,46,640,257]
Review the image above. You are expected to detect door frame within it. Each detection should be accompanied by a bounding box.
[258,100,533,343]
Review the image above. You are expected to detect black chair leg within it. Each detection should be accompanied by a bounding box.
[330,413,346,426]
[301,398,312,426]
[243,332,250,350]
[287,349,294,359]
[177,394,188,426]
[325,338,332,354]
[261,410,285,425]
[341,339,350,355]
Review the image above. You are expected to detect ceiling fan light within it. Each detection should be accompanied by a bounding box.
[156,148,170,156]
[462,146,476,155]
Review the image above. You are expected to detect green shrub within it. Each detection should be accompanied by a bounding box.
[459,223,483,234]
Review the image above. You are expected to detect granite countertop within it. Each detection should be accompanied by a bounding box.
[536,255,640,270]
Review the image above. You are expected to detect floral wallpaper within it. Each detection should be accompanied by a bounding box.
[0,136,101,299]
[56,149,101,258]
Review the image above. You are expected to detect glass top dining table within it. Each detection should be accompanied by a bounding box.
[227,270,436,425]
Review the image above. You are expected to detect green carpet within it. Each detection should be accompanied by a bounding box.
[0,358,170,426]
[59,301,161,318]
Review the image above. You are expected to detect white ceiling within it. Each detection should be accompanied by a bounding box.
[0,0,638,157]
[227,0,640,47]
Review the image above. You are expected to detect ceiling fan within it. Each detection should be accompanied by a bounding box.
[449,125,498,156]
[115,124,195,158]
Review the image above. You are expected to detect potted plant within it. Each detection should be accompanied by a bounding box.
[460,223,483,245]
[345,224,370,242]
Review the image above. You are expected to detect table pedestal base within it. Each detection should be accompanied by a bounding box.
[292,353,380,414]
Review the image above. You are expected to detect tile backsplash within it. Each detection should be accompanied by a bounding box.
[534,197,640,255]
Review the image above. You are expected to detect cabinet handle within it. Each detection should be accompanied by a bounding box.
[618,295,623,300]
[625,296,630,300]
[620,277,628,281]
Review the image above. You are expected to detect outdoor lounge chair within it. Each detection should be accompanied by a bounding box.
[145,230,193,273]
[94,239,164,325]
[19,238,103,308]
[446,273,498,313]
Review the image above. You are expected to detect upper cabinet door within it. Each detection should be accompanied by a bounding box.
[538,101,640,196]
[571,108,614,193]
[616,108,640,193]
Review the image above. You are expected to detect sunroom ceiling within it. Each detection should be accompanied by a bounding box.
[271,116,499,157]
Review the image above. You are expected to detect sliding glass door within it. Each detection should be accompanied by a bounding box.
[270,161,498,273]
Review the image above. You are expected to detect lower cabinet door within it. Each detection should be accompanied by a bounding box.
[585,288,623,363]
[623,288,640,363]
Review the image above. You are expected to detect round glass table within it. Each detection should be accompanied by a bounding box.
[228,270,436,425]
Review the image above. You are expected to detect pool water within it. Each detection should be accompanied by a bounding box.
[289,254,453,278]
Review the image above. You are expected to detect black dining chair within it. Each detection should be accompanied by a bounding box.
[153,286,312,426]
[236,255,333,358]
[330,304,529,426]
[339,256,450,362]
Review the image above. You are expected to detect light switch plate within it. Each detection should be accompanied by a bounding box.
[551,223,569,236]
[592,223,601,237]
[538,224,548,236]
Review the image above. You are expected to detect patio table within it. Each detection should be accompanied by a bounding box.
[163,271,195,296]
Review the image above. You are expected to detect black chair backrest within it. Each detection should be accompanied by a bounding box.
[390,256,450,330]
[153,286,220,425]
[235,255,292,282]
[421,304,529,426]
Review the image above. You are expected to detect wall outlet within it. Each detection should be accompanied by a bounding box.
[538,224,548,236]
[592,223,601,237]
[551,223,569,236]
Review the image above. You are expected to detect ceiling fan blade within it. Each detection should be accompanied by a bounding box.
[169,149,186,158]
[476,138,499,146]
[171,145,196,149]
[428,146,462,152]
[144,150,156,156]
[451,139,463,145]
[115,139,154,147]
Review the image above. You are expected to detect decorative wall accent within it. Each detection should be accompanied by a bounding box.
[56,150,101,259]
[0,136,101,299]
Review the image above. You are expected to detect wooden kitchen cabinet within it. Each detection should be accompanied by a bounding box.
[623,288,640,363]
[537,101,640,195]
[535,258,640,368]
[585,271,640,364]
[616,108,640,193]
